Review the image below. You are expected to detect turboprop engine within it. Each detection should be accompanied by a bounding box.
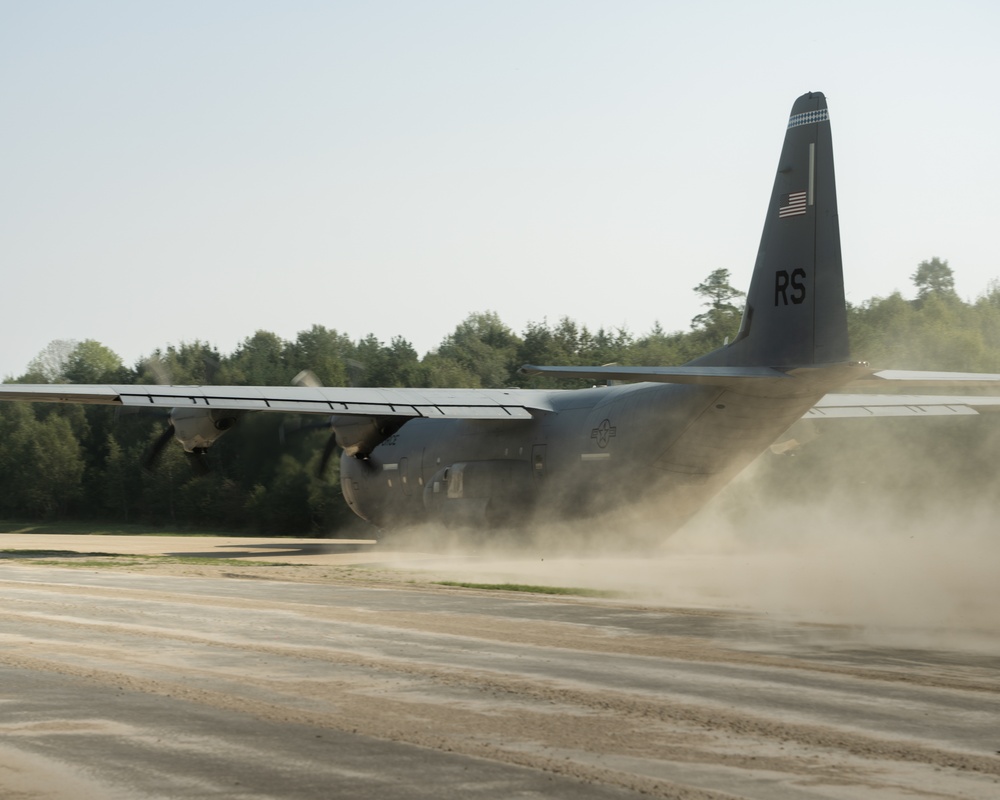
[142,407,242,472]
[169,407,241,452]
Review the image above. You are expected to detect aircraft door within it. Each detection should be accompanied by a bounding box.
[531,444,546,479]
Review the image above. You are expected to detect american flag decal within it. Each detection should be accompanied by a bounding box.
[778,191,807,218]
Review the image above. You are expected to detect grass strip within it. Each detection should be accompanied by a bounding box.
[0,550,290,568]
[434,581,620,598]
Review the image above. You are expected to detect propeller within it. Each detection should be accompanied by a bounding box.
[292,369,322,388]
[319,431,340,477]
[279,415,343,477]
[279,413,382,478]
[144,354,172,386]
[284,370,352,477]
[141,422,178,473]
[185,449,212,476]
[135,356,186,475]
[134,355,235,477]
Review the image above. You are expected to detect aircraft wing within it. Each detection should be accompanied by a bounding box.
[807,369,1000,418]
[807,393,1000,419]
[0,384,551,419]
[851,370,1000,389]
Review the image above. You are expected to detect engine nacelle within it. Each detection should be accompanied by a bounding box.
[330,415,405,457]
[423,460,534,526]
[170,407,241,452]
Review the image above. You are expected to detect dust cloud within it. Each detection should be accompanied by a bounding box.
[389,420,1000,653]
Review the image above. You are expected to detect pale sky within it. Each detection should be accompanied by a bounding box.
[3,1,998,380]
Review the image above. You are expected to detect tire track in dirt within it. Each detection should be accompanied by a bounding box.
[2,568,999,799]
[2,576,997,696]
[2,603,999,789]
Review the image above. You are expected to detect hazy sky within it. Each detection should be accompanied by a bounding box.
[3,1,998,379]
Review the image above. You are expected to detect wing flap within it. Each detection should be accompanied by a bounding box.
[428,405,534,419]
[0,385,124,405]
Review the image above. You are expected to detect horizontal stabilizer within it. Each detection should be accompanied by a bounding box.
[520,364,791,386]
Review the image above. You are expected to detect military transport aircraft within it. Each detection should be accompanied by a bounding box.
[2,91,999,534]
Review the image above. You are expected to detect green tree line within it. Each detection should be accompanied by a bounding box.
[1,259,998,534]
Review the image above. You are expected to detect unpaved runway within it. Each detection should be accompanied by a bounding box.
[1,534,999,799]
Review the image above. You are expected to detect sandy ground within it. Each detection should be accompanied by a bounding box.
[1,531,999,799]
[0,533,380,563]
[4,529,999,647]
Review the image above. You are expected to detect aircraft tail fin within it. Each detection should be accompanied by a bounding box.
[691,91,850,369]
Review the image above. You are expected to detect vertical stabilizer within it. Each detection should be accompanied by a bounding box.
[693,92,849,368]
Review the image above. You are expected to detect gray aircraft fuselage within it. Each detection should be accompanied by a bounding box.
[340,379,826,531]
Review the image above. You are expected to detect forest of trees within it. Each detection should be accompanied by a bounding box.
[1,258,998,535]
